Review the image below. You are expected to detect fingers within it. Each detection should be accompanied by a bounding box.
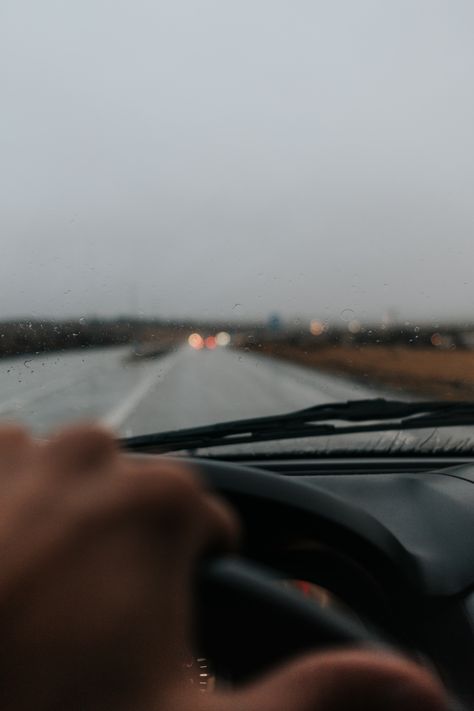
[42,424,119,476]
[36,428,239,559]
[0,424,238,600]
[124,456,240,551]
[2,421,237,553]
[214,650,449,711]
[73,455,240,556]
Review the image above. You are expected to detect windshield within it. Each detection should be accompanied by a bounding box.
[3,2,474,452]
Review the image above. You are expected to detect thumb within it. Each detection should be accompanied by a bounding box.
[209,650,449,711]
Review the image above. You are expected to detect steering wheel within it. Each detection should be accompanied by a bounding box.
[192,458,398,681]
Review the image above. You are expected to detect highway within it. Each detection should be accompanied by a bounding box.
[0,344,387,438]
[0,344,470,452]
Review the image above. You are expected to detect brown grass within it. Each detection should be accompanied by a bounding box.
[251,343,474,400]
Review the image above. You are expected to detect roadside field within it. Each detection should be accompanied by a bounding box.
[248,343,474,400]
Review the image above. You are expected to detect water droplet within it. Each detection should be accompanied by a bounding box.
[79,317,86,325]
[340,309,355,322]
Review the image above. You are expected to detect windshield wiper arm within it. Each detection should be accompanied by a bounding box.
[121,398,474,453]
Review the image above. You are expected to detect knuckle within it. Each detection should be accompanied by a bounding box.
[46,424,117,469]
[125,465,201,514]
[0,424,31,447]
[203,493,241,547]
[52,423,115,448]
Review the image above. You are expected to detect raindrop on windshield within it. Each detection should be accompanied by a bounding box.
[340,308,356,322]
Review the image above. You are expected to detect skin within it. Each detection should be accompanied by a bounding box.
[0,424,449,711]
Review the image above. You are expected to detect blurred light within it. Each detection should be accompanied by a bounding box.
[205,336,217,350]
[188,333,204,350]
[216,331,231,346]
[348,319,361,334]
[310,320,324,336]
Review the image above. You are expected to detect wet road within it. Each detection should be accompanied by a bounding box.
[0,344,388,437]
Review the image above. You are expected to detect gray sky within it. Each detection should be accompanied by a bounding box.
[2,0,474,324]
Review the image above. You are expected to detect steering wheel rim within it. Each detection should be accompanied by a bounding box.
[191,458,399,680]
[192,457,418,589]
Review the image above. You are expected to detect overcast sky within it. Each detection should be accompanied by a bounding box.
[1,1,474,324]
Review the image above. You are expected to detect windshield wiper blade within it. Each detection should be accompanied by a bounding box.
[121,398,474,453]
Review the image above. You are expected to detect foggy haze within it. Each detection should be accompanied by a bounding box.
[2,1,474,324]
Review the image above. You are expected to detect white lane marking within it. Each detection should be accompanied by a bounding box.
[102,353,178,430]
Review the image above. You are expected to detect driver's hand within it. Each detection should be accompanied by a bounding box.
[0,424,448,711]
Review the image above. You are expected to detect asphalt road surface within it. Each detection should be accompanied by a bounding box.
[0,344,389,438]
